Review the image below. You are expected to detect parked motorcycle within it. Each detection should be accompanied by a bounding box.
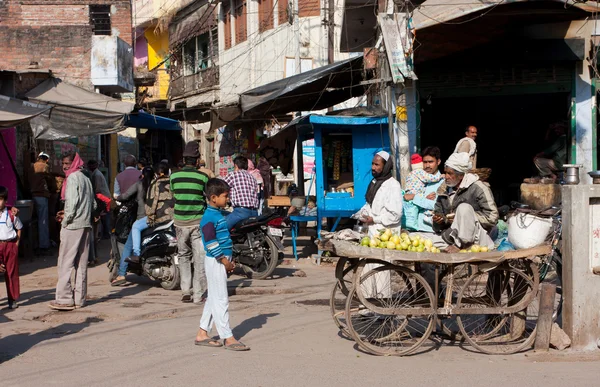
[107,201,180,290]
[230,212,285,280]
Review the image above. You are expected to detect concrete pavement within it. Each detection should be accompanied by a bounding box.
[1,239,599,386]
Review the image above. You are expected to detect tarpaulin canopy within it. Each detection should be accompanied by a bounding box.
[240,56,368,118]
[0,94,50,129]
[25,78,134,140]
[124,110,182,131]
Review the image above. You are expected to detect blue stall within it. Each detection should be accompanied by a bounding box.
[283,114,391,258]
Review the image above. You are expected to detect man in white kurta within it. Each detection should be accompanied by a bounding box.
[354,151,403,298]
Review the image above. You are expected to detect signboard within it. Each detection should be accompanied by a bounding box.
[378,13,417,84]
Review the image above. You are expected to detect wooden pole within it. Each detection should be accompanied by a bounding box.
[534,282,557,351]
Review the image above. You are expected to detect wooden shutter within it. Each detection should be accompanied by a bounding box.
[278,0,288,26]
[298,0,319,17]
[234,0,247,44]
[223,1,232,50]
[259,0,274,33]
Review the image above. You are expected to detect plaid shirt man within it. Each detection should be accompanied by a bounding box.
[224,170,259,209]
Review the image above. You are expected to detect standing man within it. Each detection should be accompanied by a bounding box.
[223,156,259,230]
[29,152,53,255]
[88,160,111,239]
[198,159,215,178]
[49,152,96,311]
[113,155,141,199]
[170,141,209,304]
[453,125,478,169]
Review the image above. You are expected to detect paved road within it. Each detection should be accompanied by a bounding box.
[1,240,599,387]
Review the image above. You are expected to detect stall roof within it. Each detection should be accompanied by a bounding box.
[259,113,389,175]
[240,56,368,118]
[0,94,50,129]
[124,110,182,131]
[25,78,134,140]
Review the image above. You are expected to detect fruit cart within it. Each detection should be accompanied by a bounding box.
[321,236,552,356]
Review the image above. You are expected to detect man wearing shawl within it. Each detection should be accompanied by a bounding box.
[354,150,403,237]
[453,125,478,169]
[432,153,498,253]
[49,152,96,311]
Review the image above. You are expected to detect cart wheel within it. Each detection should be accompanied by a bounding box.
[456,265,538,355]
[330,259,356,337]
[345,264,435,356]
[437,263,471,341]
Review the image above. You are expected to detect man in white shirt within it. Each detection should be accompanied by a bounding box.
[453,125,478,169]
[355,150,403,237]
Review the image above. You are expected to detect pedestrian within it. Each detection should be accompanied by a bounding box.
[195,178,249,351]
[453,125,478,169]
[49,152,96,311]
[170,141,209,303]
[198,159,215,178]
[223,156,259,229]
[87,160,111,239]
[0,186,23,309]
[29,151,53,255]
[113,155,141,199]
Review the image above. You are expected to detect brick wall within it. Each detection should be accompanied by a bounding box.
[0,0,132,91]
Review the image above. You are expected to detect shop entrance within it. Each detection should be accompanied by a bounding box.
[419,92,571,205]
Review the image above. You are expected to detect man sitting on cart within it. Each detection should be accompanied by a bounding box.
[432,153,498,253]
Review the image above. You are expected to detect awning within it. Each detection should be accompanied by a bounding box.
[26,78,135,140]
[240,56,368,118]
[0,94,50,129]
[124,110,182,131]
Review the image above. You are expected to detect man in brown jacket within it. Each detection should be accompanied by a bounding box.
[29,152,53,255]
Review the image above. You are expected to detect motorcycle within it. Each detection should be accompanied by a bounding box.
[107,201,180,290]
[230,212,285,280]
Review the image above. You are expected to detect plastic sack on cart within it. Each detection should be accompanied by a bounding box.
[401,200,419,231]
[508,213,552,249]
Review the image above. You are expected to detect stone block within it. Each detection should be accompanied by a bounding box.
[550,323,571,350]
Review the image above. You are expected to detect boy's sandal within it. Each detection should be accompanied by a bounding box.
[195,338,223,347]
[223,342,250,351]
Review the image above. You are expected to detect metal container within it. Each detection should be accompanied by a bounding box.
[588,171,600,184]
[353,224,367,234]
[329,187,337,193]
[14,200,34,225]
[562,164,581,185]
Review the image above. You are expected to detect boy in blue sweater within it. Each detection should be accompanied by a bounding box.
[195,179,250,351]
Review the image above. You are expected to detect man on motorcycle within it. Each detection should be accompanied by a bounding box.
[223,156,259,230]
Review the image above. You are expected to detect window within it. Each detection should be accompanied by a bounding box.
[258,0,274,32]
[278,0,289,25]
[234,0,247,44]
[182,32,213,76]
[222,1,232,50]
[298,0,320,17]
[89,5,111,35]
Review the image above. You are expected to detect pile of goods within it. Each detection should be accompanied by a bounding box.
[359,229,442,253]
[459,245,489,253]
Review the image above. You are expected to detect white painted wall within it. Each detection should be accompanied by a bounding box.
[218,0,354,106]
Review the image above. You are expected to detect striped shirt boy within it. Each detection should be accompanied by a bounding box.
[170,166,209,227]
[200,206,233,259]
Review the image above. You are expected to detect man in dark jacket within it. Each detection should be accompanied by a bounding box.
[432,153,498,253]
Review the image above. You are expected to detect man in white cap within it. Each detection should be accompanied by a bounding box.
[432,152,498,253]
[355,150,403,237]
[29,151,53,255]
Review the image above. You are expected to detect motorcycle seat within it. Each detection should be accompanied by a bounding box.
[141,220,174,238]
[232,214,273,230]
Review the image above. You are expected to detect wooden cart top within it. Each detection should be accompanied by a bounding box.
[318,239,551,264]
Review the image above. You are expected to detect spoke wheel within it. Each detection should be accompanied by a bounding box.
[345,264,435,356]
[457,264,538,355]
[329,258,356,337]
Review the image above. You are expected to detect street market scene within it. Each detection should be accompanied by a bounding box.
[1,0,600,385]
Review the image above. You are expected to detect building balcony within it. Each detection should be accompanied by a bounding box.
[91,36,134,92]
[170,66,219,101]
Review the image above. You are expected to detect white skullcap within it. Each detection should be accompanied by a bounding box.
[445,152,472,174]
[38,152,50,159]
[376,150,390,161]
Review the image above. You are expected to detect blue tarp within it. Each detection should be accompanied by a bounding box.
[125,110,181,131]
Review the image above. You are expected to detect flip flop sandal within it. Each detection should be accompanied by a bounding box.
[195,339,223,347]
[49,302,75,311]
[111,278,127,287]
[223,342,250,351]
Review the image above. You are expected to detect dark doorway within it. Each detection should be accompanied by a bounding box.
[420,92,571,205]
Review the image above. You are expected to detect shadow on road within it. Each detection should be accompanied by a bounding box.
[0,316,103,364]
[233,313,279,339]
